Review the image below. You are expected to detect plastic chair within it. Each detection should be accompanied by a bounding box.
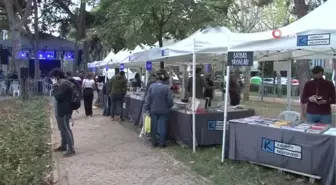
[11,83,20,97]
[279,111,301,121]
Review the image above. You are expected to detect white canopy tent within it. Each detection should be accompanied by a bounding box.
[221,0,335,163]
[121,27,233,68]
[228,0,336,61]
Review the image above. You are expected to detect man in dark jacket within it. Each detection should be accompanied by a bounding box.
[109,71,127,121]
[50,68,75,157]
[187,67,214,99]
[144,69,174,148]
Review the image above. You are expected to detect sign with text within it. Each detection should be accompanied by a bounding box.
[261,138,302,159]
[227,52,253,66]
[119,63,124,71]
[297,33,330,46]
[146,61,152,71]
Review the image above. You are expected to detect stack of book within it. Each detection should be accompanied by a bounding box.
[323,128,336,136]
[306,123,330,134]
[268,120,288,128]
[294,123,312,132]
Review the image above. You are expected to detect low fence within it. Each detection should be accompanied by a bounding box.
[0,79,51,96]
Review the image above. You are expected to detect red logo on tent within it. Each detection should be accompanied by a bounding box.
[272,29,282,39]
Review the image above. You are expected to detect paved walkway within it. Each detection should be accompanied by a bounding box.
[51,107,209,185]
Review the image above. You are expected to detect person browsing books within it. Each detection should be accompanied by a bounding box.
[301,66,336,124]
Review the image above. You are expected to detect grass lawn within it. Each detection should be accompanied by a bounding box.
[0,97,52,185]
[166,100,319,185]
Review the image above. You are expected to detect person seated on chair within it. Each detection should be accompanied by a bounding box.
[301,66,336,124]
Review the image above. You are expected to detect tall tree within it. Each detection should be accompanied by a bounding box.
[1,0,33,73]
[96,0,231,68]
[225,0,263,100]
[41,0,90,72]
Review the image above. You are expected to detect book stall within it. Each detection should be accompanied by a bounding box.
[227,116,335,185]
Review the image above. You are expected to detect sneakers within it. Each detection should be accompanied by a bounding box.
[53,146,66,152]
[63,151,76,158]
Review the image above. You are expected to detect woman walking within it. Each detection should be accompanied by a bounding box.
[82,72,95,117]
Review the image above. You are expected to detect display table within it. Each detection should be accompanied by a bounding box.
[127,96,144,125]
[167,107,255,151]
[228,119,335,185]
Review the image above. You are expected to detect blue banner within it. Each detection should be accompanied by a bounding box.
[146,61,152,71]
[120,63,124,71]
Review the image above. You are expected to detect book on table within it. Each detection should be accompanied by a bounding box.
[323,128,336,136]
[306,124,329,134]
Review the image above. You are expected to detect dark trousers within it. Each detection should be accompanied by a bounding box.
[150,113,168,146]
[110,93,124,120]
[83,88,94,116]
[230,94,241,106]
[103,94,111,116]
[56,115,74,151]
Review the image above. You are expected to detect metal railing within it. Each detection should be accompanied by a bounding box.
[0,79,52,96]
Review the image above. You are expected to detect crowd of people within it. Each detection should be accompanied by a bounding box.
[50,66,247,157]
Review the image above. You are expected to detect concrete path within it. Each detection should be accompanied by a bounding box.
[51,106,209,185]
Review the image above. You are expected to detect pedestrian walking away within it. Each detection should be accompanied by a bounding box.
[109,71,127,122]
[82,72,95,117]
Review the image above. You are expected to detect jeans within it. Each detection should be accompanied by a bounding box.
[150,114,168,146]
[103,95,110,116]
[110,93,124,120]
[306,113,332,124]
[56,115,74,151]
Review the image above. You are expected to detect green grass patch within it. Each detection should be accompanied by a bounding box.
[167,145,314,185]
[0,97,52,185]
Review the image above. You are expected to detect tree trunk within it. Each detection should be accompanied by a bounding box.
[157,30,164,69]
[242,66,251,100]
[73,2,86,72]
[33,0,40,80]
[3,0,19,73]
[293,0,310,96]
[296,60,311,96]
[82,41,89,71]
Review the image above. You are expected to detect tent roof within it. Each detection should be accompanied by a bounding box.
[228,0,336,61]
[0,32,79,51]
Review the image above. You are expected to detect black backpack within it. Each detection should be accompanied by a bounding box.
[65,80,81,110]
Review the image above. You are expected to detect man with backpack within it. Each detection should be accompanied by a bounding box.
[50,68,77,157]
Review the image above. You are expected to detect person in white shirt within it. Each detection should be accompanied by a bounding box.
[82,72,96,117]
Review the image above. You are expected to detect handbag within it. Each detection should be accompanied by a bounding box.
[144,114,151,134]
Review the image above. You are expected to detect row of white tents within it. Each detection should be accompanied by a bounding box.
[88,0,335,159]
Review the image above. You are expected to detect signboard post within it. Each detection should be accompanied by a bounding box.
[146,61,152,71]
[297,33,331,46]
[119,63,124,71]
[221,51,254,163]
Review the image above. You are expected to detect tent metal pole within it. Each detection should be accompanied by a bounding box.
[221,65,230,162]
[192,38,197,153]
[286,60,292,111]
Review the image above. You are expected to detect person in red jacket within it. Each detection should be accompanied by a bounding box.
[301,66,336,124]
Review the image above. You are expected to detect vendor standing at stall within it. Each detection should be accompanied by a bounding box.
[204,73,214,106]
[187,67,214,99]
[301,66,336,124]
[229,74,242,106]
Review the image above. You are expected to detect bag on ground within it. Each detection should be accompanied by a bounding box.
[144,114,151,133]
